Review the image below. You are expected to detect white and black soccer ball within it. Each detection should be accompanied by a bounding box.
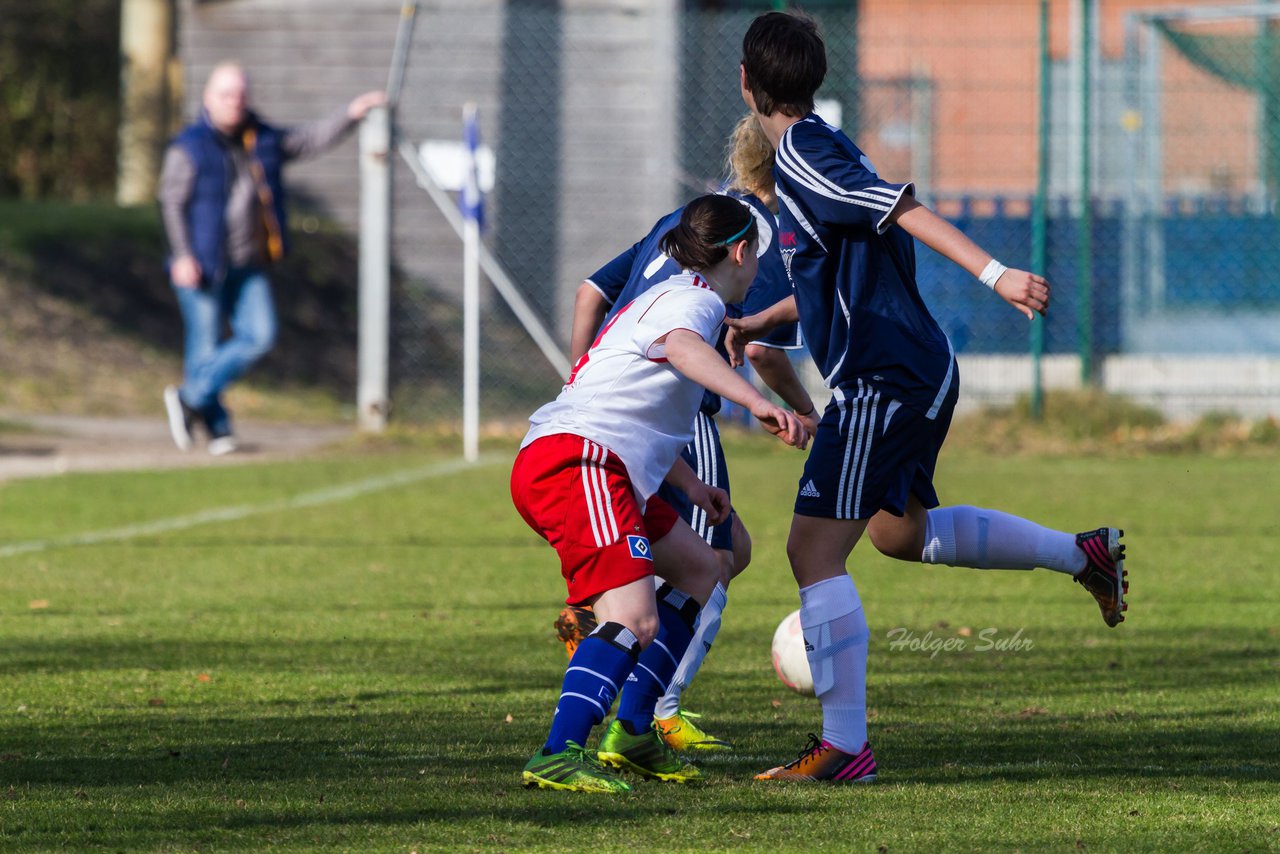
[770,609,815,696]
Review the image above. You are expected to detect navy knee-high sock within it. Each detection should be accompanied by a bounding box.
[543,621,640,755]
[616,584,700,734]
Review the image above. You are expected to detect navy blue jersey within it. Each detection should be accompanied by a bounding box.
[586,209,683,313]
[585,193,801,414]
[736,194,803,350]
[774,114,955,418]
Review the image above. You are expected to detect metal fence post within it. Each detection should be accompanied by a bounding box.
[358,105,391,433]
[1031,0,1049,420]
[1077,0,1096,384]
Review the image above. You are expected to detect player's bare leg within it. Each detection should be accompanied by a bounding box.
[648,521,719,604]
[592,576,662,646]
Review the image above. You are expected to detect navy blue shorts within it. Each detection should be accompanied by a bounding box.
[794,379,957,521]
[656,412,735,551]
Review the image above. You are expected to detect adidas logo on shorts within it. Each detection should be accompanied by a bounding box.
[799,479,821,499]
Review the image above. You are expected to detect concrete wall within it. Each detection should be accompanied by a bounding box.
[175,0,679,342]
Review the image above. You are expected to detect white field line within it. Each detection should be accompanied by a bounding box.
[0,454,508,560]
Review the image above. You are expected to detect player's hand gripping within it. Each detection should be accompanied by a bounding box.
[724,296,799,366]
[752,400,808,450]
[723,316,766,368]
[994,268,1050,320]
[684,481,731,527]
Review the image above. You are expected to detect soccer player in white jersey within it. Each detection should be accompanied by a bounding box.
[553,115,816,753]
[735,12,1128,784]
[512,194,808,793]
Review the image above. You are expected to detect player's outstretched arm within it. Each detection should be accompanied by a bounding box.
[569,282,609,361]
[665,457,730,526]
[746,344,818,435]
[889,196,1050,320]
[664,330,808,449]
[723,295,799,367]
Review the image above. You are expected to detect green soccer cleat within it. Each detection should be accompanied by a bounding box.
[655,708,733,751]
[597,719,702,782]
[521,741,632,793]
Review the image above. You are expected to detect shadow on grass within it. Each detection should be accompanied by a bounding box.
[0,797,819,853]
[2,624,1275,810]
[0,612,558,674]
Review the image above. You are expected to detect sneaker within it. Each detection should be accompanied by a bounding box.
[755,734,878,783]
[521,740,631,793]
[597,719,701,782]
[163,386,196,452]
[555,604,598,658]
[1074,527,1127,627]
[207,434,239,457]
[655,709,732,751]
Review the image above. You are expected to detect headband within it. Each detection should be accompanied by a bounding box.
[716,216,754,246]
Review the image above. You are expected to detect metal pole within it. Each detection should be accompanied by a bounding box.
[397,138,571,378]
[357,106,392,432]
[1031,0,1049,420]
[462,104,481,463]
[386,1,419,110]
[1077,0,1095,384]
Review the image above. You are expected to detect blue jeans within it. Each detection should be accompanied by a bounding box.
[173,265,277,437]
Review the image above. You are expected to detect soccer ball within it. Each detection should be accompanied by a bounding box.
[771,609,815,696]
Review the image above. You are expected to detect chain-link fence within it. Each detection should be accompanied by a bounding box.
[391,1,1051,424]
[392,2,923,424]
[379,0,1280,424]
[1122,5,1280,353]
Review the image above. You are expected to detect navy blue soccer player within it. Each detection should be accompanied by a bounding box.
[736,12,1129,784]
[556,115,816,753]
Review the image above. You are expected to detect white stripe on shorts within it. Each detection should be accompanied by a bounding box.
[580,440,619,547]
[837,381,880,520]
[592,443,620,543]
[852,390,880,519]
[695,413,718,542]
[836,382,867,518]
[580,442,605,546]
[690,414,708,537]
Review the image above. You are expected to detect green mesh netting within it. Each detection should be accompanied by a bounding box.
[1156,19,1280,193]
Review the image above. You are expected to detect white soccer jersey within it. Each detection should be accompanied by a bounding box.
[522,273,727,504]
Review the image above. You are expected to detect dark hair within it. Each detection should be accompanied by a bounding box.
[741,11,826,118]
[660,194,758,272]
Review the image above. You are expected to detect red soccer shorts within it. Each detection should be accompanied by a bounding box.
[511,433,679,605]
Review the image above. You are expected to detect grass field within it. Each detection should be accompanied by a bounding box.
[1,434,1277,853]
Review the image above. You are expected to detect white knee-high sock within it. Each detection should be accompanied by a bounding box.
[799,574,869,754]
[922,505,1085,574]
[654,581,727,720]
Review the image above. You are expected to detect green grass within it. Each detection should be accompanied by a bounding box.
[1,435,1277,852]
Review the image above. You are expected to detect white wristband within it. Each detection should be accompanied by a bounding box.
[979,259,1008,290]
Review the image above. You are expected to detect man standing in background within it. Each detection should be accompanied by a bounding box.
[159,62,384,455]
